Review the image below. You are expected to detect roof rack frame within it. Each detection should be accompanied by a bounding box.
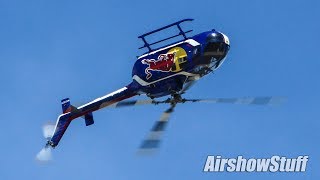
[138,18,194,52]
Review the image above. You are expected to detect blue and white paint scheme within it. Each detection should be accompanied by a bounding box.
[42,19,230,150]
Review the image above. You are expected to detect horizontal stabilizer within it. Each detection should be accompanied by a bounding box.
[84,112,94,126]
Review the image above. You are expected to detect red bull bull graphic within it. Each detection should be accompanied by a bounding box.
[141,47,188,80]
[142,53,175,79]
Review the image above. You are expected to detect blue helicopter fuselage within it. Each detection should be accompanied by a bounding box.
[131,30,230,98]
[44,20,231,148]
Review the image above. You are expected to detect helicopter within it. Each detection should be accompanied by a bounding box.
[37,19,282,161]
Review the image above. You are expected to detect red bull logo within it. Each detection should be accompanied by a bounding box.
[141,47,188,80]
[142,53,175,79]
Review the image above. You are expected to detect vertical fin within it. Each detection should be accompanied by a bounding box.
[61,98,71,114]
[49,113,71,147]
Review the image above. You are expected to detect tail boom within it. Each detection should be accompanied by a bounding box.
[47,84,138,147]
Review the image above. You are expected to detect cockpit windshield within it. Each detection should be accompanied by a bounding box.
[204,42,229,61]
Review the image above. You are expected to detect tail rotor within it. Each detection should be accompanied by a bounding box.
[36,122,55,162]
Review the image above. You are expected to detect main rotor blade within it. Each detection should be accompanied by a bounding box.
[106,99,171,108]
[183,96,286,105]
[138,105,175,154]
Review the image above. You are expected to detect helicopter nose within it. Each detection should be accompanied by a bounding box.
[203,31,230,62]
[207,32,224,43]
[207,31,230,46]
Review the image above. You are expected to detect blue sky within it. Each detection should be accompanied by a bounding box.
[0,0,319,179]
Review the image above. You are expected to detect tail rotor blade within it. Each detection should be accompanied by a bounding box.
[42,122,55,140]
[138,105,175,154]
[36,146,52,162]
